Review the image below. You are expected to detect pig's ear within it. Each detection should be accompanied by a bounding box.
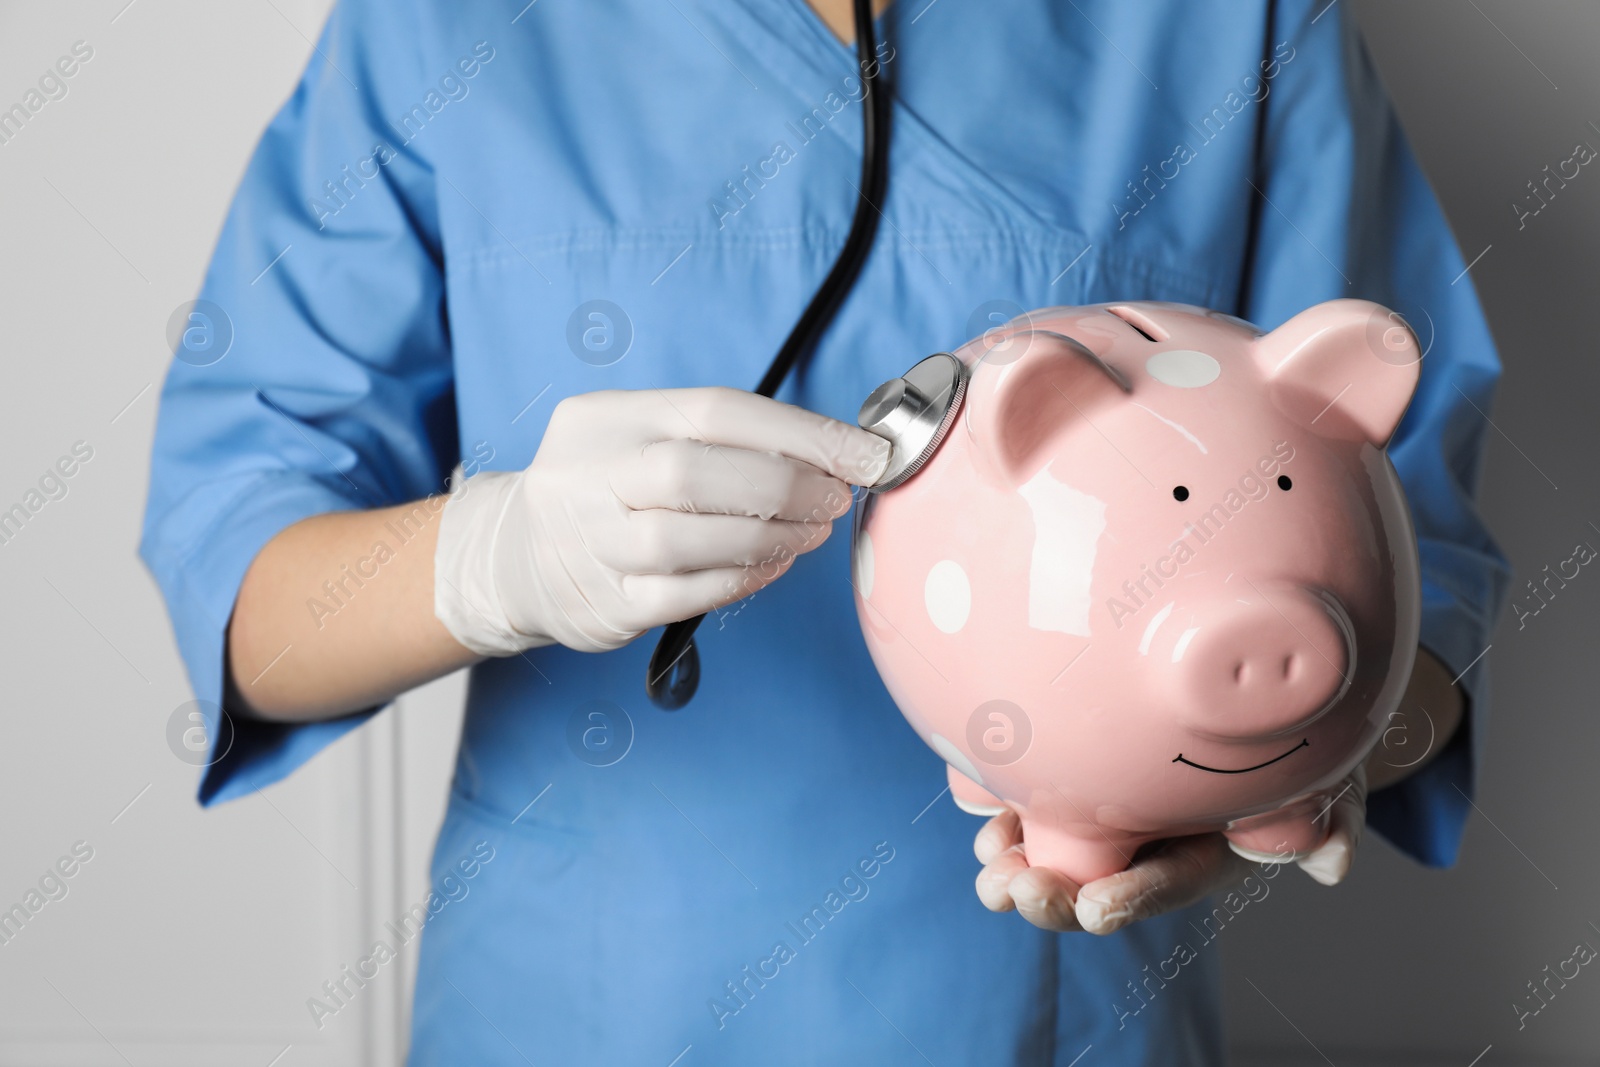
[963,329,1130,484]
[1254,299,1422,447]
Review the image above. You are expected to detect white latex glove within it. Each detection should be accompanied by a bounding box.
[975,765,1368,935]
[434,387,891,657]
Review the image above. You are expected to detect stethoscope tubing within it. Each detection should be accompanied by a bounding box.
[645,0,892,709]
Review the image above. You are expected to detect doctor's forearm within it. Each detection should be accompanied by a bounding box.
[226,501,482,722]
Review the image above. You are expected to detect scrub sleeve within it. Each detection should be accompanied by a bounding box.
[138,0,457,804]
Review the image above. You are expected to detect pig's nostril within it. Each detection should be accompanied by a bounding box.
[1231,654,1310,686]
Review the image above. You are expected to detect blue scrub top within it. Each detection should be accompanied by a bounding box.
[141,0,1511,1062]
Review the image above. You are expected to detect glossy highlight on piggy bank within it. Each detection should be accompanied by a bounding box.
[853,300,1423,884]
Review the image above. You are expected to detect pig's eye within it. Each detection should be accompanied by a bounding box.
[1172,485,1190,502]
[1277,475,1292,491]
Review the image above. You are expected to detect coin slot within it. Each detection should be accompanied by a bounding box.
[1106,305,1169,343]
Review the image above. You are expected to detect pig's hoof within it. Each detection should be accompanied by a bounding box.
[1227,840,1307,864]
[952,795,1007,817]
[1224,794,1334,860]
[946,763,1006,817]
[1224,821,1329,863]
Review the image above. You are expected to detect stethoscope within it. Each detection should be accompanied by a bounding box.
[645,0,966,709]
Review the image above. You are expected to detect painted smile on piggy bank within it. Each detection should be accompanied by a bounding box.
[1174,738,1308,774]
[854,300,1422,884]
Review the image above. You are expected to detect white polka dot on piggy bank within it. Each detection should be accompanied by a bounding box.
[923,559,970,634]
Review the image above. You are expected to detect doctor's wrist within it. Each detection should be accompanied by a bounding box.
[1363,645,1464,792]
[433,468,557,657]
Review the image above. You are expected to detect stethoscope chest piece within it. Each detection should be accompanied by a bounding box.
[858,352,967,492]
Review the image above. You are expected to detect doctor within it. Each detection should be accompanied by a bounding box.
[142,0,1509,1062]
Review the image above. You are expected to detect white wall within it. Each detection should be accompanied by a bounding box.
[0,1,462,1062]
[0,1,1593,1064]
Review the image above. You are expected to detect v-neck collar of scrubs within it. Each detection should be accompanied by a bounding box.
[781,0,890,53]
[727,0,1087,246]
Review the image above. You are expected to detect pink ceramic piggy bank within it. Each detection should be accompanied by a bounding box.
[854,299,1422,884]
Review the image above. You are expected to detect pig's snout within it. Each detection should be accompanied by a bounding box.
[1173,587,1351,740]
